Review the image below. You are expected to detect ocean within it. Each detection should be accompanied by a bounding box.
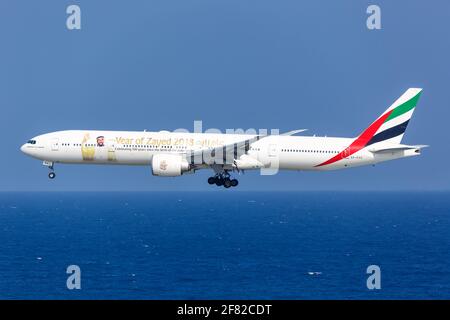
[0,191,449,299]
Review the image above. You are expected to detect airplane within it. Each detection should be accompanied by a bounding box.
[21,88,426,188]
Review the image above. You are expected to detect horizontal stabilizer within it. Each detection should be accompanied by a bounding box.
[368,144,429,153]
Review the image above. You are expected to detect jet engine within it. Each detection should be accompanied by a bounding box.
[233,154,264,170]
[151,154,191,177]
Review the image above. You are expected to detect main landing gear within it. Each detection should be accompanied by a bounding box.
[207,173,239,188]
[43,161,56,179]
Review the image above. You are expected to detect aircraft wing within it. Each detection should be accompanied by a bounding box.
[281,129,308,136]
[184,130,307,166]
[184,135,263,165]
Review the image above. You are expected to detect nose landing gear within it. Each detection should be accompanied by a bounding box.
[43,161,56,180]
[207,172,239,188]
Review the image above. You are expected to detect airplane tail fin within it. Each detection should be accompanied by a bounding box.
[315,89,423,167]
[355,88,423,148]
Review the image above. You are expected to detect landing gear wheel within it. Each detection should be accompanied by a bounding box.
[223,178,232,188]
[215,178,223,186]
[208,177,216,185]
[230,179,238,187]
[48,172,56,179]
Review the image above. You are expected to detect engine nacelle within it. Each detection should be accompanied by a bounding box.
[151,154,190,177]
[233,154,264,170]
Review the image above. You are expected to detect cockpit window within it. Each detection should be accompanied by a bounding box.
[27,140,36,145]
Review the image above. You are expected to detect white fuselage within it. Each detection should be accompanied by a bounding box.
[20,130,419,172]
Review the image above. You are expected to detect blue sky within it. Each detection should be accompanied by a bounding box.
[1,0,448,191]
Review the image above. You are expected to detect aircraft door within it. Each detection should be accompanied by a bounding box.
[268,144,278,157]
[51,138,59,151]
[258,138,280,175]
[94,137,116,163]
[106,140,117,162]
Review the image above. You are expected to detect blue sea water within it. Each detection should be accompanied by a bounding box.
[0,191,449,299]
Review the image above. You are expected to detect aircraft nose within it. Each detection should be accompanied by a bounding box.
[20,144,28,154]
